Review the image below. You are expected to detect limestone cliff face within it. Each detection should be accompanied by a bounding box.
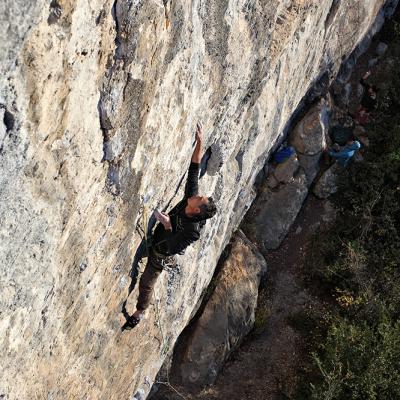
[0,1,395,399]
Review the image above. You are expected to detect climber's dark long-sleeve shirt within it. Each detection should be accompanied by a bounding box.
[152,162,201,256]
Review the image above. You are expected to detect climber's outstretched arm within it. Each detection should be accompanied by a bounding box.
[191,122,203,164]
[184,123,203,198]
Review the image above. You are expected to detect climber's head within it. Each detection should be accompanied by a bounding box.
[186,196,217,221]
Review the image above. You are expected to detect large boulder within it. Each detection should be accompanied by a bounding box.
[267,153,300,188]
[243,170,308,251]
[169,231,267,388]
[313,163,344,199]
[289,100,330,184]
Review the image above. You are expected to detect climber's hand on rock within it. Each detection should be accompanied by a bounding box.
[154,210,172,231]
[196,122,203,143]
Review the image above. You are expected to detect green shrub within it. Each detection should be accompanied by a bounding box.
[311,319,400,400]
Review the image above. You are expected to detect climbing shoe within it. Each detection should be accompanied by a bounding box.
[122,314,143,331]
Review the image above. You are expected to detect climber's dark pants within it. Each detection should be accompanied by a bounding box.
[136,248,175,311]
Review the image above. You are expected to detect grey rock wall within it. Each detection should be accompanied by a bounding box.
[0,1,395,399]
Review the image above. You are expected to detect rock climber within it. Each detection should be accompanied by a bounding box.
[328,137,361,167]
[123,123,217,329]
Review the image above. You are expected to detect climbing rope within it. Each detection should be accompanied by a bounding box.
[154,379,187,400]
[142,205,150,258]
[153,288,168,355]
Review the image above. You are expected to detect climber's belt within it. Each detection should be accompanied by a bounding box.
[149,247,176,270]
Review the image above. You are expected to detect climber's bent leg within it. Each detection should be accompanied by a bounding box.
[122,249,176,329]
[136,249,164,312]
